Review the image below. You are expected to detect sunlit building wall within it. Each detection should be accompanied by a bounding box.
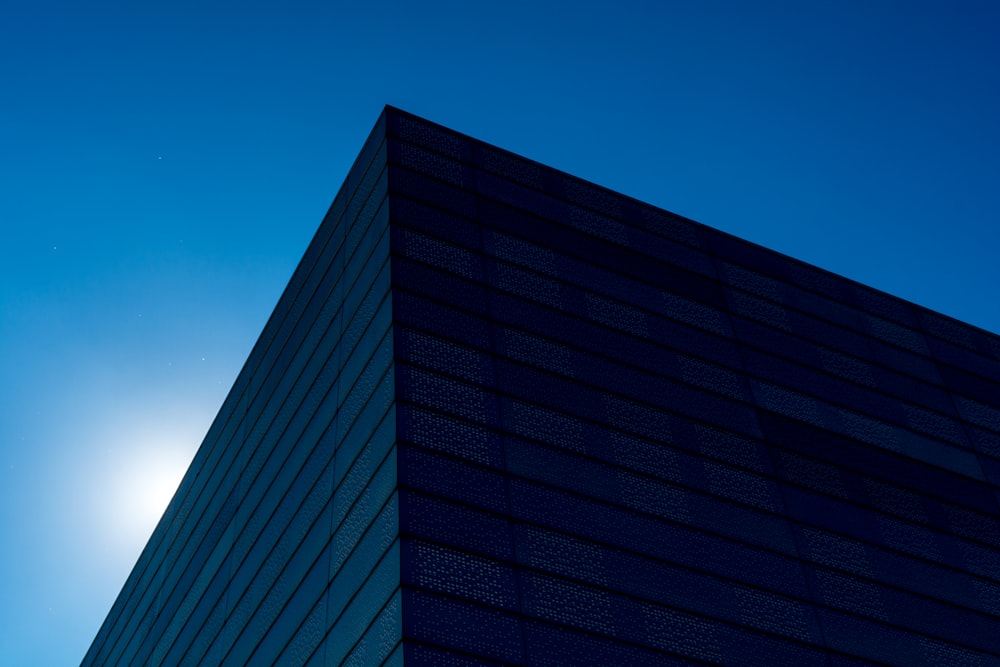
[84,107,1000,665]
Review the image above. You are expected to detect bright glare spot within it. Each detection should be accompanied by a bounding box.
[92,426,198,556]
[114,448,188,531]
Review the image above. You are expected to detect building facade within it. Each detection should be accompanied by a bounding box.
[84,107,1000,665]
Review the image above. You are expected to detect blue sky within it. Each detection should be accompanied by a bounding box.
[2,1,999,663]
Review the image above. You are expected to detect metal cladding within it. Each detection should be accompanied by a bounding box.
[84,107,1000,666]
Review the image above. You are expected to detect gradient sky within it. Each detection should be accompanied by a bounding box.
[2,1,999,664]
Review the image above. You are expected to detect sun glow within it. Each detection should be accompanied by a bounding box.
[91,420,200,555]
[111,443,191,535]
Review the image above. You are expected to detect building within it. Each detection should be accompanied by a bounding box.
[83,107,1000,665]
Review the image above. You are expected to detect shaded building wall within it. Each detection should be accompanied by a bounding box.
[83,113,399,666]
[386,109,1000,665]
[86,107,1000,666]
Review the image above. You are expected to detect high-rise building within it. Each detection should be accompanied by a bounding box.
[83,107,1000,666]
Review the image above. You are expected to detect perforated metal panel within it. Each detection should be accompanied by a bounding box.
[85,107,1000,666]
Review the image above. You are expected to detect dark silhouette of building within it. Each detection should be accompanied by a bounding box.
[83,107,1000,666]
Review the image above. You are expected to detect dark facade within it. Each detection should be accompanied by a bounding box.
[84,107,1000,666]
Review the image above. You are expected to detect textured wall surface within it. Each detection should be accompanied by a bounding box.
[385,109,1000,666]
[86,108,1000,665]
[83,114,398,667]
